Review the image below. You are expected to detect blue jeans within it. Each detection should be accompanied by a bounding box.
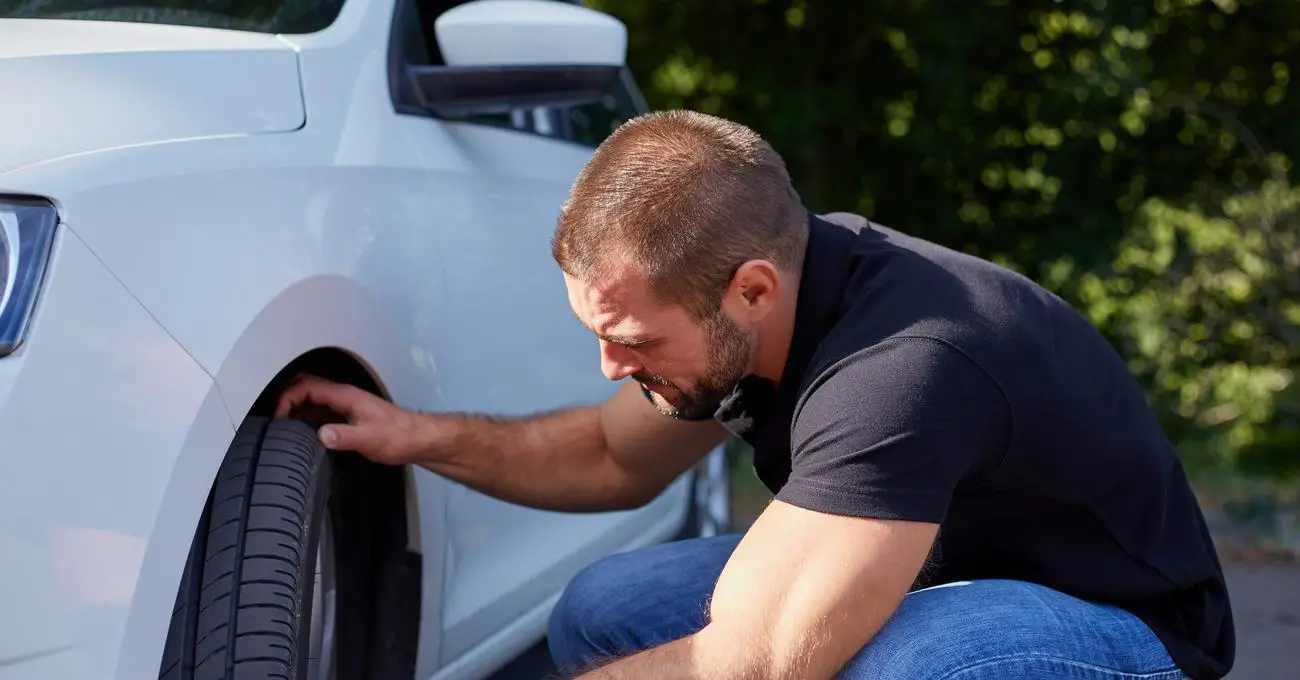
[548,534,1189,679]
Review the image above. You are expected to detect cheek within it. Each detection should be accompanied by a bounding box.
[640,344,705,378]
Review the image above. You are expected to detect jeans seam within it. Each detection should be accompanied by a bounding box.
[944,654,1185,680]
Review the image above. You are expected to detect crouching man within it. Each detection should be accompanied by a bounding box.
[278,110,1234,680]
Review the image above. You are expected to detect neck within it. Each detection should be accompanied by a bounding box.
[751,273,801,386]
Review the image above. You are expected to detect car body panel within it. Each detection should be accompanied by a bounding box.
[416,120,692,665]
[0,132,439,405]
[0,19,304,175]
[0,647,83,680]
[0,226,224,677]
[428,489,689,680]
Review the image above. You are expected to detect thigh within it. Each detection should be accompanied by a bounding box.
[547,533,742,674]
[839,579,1188,680]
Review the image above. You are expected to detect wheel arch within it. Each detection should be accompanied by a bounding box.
[240,344,424,556]
[121,273,435,680]
[238,344,426,560]
[209,273,436,555]
[136,344,427,680]
[205,276,431,680]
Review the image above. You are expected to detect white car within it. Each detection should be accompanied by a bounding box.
[0,0,733,678]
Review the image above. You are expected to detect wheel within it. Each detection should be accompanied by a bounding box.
[158,418,339,680]
[159,412,420,680]
[677,444,732,539]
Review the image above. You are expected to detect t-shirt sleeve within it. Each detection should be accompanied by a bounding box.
[777,336,1011,523]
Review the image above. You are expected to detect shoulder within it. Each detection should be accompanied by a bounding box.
[819,211,873,233]
[821,218,1059,378]
[779,335,1012,522]
[794,335,1003,426]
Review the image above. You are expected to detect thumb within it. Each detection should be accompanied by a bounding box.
[318,423,373,452]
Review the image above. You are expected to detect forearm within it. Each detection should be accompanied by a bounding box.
[409,407,653,512]
[567,503,932,680]
[570,626,764,680]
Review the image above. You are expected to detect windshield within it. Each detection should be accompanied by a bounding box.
[0,0,344,34]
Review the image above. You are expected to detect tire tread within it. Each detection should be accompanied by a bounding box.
[164,418,325,680]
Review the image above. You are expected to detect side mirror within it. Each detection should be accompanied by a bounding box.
[408,0,628,118]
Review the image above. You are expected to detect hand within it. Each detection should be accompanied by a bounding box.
[275,374,425,465]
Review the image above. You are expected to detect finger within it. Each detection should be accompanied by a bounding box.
[274,391,296,418]
[276,376,355,416]
[291,403,347,428]
[318,422,375,453]
[275,374,323,417]
[275,380,314,418]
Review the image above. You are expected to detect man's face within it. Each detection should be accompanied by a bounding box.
[565,267,756,420]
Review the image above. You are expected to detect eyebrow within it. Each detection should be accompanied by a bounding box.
[572,309,653,347]
[601,333,653,348]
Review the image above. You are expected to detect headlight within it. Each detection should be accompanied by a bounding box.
[0,197,57,357]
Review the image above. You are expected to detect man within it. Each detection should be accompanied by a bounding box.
[277,110,1234,679]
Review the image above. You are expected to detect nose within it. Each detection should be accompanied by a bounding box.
[599,341,640,382]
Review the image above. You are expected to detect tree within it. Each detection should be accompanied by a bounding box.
[594,0,1300,479]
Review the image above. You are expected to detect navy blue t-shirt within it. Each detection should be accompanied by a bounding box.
[709,213,1234,680]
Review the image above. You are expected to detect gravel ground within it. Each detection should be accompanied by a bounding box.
[1220,560,1300,679]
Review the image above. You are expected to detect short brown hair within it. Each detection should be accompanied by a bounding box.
[551,109,809,318]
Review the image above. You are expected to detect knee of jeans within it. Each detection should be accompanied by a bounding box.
[547,556,631,671]
[838,580,1177,679]
[836,581,1039,678]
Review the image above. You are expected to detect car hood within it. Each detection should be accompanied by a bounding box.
[0,19,305,174]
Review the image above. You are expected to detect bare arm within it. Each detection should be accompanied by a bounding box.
[571,500,938,679]
[413,380,727,510]
[276,375,727,512]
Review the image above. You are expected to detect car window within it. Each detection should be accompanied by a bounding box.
[395,0,647,146]
[0,0,344,34]
[554,69,649,147]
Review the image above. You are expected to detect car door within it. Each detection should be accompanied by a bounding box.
[387,0,693,668]
[437,82,707,666]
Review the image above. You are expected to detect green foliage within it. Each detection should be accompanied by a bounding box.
[1076,174,1300,478]
[592,0,1300,478]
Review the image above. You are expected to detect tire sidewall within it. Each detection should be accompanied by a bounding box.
[294,443,334,679]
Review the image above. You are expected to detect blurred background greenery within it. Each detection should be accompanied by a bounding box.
[588,0,1299,515]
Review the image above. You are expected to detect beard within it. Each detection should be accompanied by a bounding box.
[636,310,754,421]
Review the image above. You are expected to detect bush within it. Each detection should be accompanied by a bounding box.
[1074,169,1300,479]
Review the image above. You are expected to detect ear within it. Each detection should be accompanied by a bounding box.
[724,259,782,321]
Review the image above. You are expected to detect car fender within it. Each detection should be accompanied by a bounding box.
[0,130,452,678]
[111,383,236,680]
[103,271,447,680]
[211,272,424,422]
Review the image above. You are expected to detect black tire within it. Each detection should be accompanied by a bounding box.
[160,414,422,680]
[159,417,335,680]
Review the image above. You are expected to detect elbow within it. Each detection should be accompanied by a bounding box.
[565,474,661,513]
[692,624,780,680]
[610,480,663,511]
[696,620,838,680]
[601,460,673,511]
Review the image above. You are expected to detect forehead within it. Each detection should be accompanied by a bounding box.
[564,267,674,335]
[566,267,646,316]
